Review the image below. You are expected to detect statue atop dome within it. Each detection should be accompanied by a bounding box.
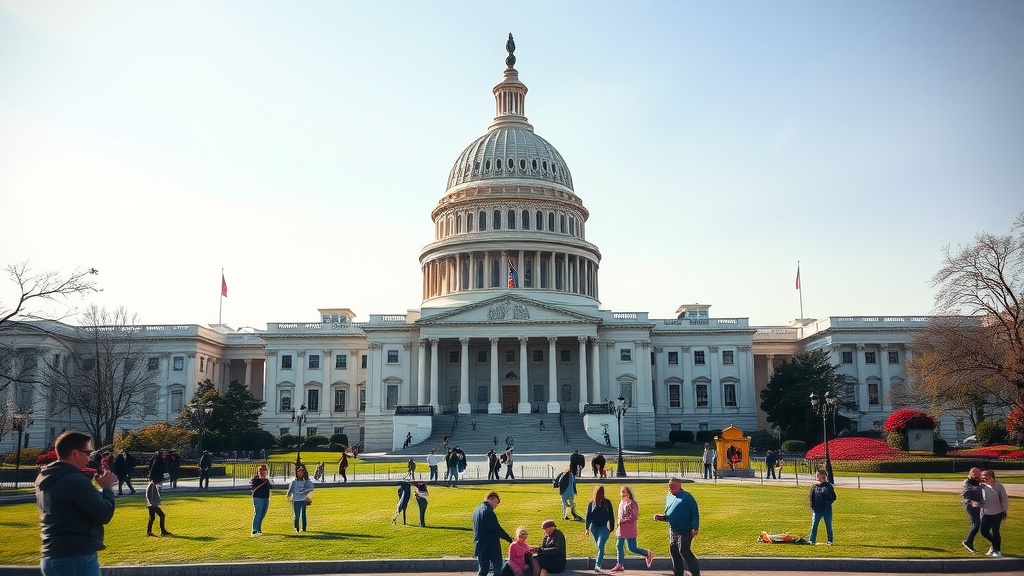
[505,33,516,69]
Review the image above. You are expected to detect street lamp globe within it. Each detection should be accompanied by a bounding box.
[612,394,628,478]
[293,404,308,466]
[809,390,837,484]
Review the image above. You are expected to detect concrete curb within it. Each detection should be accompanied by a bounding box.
[2,556,1022,575]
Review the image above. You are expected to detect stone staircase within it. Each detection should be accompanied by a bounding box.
[389,412,612,456]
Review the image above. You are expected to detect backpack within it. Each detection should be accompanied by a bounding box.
[552,471,563,489]
[557,471,572,493]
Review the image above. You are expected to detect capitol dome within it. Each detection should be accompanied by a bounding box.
[446,126,574,190]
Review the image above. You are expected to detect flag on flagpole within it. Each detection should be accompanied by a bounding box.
[795,264,801,290]
[221,273,228,297]
[508,260,518,288]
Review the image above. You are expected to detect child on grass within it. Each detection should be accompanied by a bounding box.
[145,477,171,536]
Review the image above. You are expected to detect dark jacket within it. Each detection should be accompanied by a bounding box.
[536,528,567,572]
[585,499,614,532]
[472,501,512,557]
[148,453,166,481]
[250,475,273,498]
[112,452,135,476]
[962,479,983,508]
[35,461,116,558]
[809,480,837,511]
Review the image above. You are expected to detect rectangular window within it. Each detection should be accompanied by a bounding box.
[696,384,709,407]
[532,350,543,363]
[865,351,876,364]
[560,349,571,363]
[306,427,317,436]
[478,385,489,403]
[334,389,346,412]
[722,350,734,365]
[147,357,159,371]
[172,356,184,371]
[841,351,853,364]
[386,385,399,410]
[561,384,572,401]
[668,384,681,408]
[724,383,737,407]
[280,390,292,412]
[619,348,632,362]
[307,389,319,412]
[281,355,293,369]
[477,350,488,363]
[670,423,681,431]
[868,382,880,405]
[533,384,545,402]
[308,354,320,369]
[361,354,367,369]
[144,388,157,415]
[280,427,290,436]
[694,351,706,365]
[333,426,345,435]
[698,422,709,432]
[888,350,899,364]
[449,351,460,363]
[359,388,366,411]
[336,354,347,369]
[170,390,183,413]
[505,350,515,363]
[668,351,678,365]
[387,350,399,364]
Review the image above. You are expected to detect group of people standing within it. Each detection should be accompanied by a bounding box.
[486,448,516,480]
[961,467,1009,557]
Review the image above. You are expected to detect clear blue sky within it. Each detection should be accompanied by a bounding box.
[1,1,1021,329]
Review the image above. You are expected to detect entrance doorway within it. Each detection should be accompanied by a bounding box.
[501,386,519,413]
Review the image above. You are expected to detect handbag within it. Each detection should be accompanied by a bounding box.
[304,496,312,506]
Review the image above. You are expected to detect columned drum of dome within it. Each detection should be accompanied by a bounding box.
[421,35,601,308]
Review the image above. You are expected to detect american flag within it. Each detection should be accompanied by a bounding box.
[508,260,518,288]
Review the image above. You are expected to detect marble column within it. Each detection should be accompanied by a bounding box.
[577,336,589,412]
[429,339,440,413]
[547,337,560,414]
[518,337,530,413]
[488,338,501,413]
[417,340,427,405]
[590,338,601,405]
[459,338,471,414]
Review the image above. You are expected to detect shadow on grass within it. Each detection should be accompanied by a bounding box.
[856,543,947,552]
[162,535,218,542]
[290,532,384,540]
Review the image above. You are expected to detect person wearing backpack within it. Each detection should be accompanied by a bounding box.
[555,468,583,521]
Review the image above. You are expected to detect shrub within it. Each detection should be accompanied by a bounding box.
[883,409,935,433]
[3,447,44,465]
[1009,407,1024,445]
[302,435,330,448]
[748,430,778,452]
[36,449,58,467]
[695,430,721,443]
[806,437,905,460]
[781,440,806,454]
[668,430,688,444]
[973,420,1008,445]
[279,434,303,448]
[932,433,949,456]
[329,433,349,446]
[886,430,908,451]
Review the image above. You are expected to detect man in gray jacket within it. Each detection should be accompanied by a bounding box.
[36,430,117,576]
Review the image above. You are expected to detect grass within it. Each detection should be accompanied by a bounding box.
[2,481,1020,566]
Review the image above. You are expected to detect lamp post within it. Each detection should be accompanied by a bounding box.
[291,404,307,466]
[11,409,34,489]
[809,390,836,484]
[191,401,213,455]
[608,394,628,477]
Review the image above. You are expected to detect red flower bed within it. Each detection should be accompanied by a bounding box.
[946,444,1024,459]
[805,436,906,460]
[36,450,58,467]
[883,408,935,433]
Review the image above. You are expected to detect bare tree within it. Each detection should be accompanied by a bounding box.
[0,262,98,442]
[907,212,1024,417]
[43,306,156,447]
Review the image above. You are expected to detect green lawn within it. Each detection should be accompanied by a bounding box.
[2,481,1019,566]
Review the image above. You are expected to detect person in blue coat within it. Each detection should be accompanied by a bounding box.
[473,491,512,576]
[654,477,700,576]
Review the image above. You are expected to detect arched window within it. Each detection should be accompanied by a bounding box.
[479,211,487,231]
[536,211,543,230]
[508,210,516,230]
[522,210,530,230]
[560,215,566,233]
[569,217,575,236]
[467,213,474,232]
[493,210,501,230]
[456,214,462,234]
[548,213,555,232]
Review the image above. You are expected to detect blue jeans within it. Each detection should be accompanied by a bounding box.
[292,501,307,531]
[964,505,981,546]
[591,525,610,567]
[809,507,833,543]
[616,537,650,564]
[41,553,101,576]
[252,497,269,532]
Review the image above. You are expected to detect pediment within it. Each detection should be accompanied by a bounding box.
[418,294,600,325]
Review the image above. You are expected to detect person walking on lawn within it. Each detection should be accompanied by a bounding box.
[611,485,654,572]
[654,477,700,576]
[145,477,172,537]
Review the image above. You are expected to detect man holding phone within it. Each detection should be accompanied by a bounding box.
[36,430,118,576]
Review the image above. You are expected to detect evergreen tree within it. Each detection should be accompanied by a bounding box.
[759,349,855,444]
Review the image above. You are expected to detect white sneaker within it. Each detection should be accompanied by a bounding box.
[986,548,994,556]
[992,551,1002,557]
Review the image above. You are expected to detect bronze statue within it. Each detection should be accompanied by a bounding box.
[505,33,516,68]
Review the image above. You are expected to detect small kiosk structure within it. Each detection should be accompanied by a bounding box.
[715,425,755,478]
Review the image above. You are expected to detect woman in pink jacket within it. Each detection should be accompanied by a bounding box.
[611,485,654,572]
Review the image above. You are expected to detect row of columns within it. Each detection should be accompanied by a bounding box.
[841,344,912,412]
[652,345,754,412]
[414,336,603,414]
[422,250,598,299]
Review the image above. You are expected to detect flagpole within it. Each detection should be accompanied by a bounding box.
[797,261,804,320]
[219,268,224,325]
